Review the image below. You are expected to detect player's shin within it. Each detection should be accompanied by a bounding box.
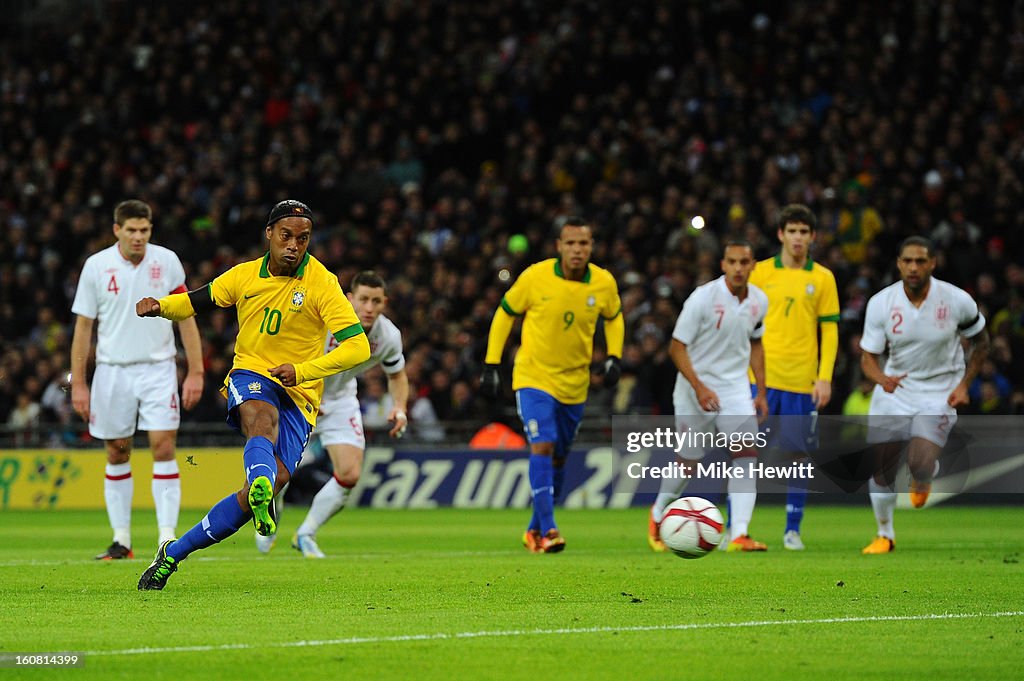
[868,477,897,539]
[296,474,351,537]
[727,455,758,539]
[528,454,556,534]
[152,460,181,544]
[243,436,277,488]
[167,494,249,561]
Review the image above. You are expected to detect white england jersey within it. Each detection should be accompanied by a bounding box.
[321,313,405,401]
[71,243,187,365]
[672,276,767,395]
[860,278,985,394]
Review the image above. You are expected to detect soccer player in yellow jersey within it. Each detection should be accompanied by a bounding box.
[481,218,624,553]
[745,204,840,550]
[136,200,370,590]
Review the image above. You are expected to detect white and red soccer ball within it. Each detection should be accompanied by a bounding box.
[659,497,725,559]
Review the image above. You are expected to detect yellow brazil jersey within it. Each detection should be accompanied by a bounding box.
[502,258,621,404]
[748,255,840,394]
[209,252,363,425]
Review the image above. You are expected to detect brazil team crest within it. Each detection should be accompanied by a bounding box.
[290,287,306,312]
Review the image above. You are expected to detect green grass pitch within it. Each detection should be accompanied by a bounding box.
[1,505,1021,680]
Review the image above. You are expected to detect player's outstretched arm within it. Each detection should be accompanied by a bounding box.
[292,331,371,385]
[136,297,162,317]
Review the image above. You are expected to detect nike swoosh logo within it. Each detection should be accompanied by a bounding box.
[244,294,258,299]
[541,296,552,301]
[905,452,1024,508]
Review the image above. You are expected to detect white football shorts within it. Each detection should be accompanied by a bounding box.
[89,359,180,439]
[673,383,759,461]
[315,391,365,448]
[867,386,957,448]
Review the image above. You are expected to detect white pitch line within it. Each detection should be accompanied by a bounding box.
[86,611,1024,657]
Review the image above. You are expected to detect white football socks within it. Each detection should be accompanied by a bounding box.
[727,458,757,539]
[105,462,133,548]
[296,476,349,537]
[152,460,181,543]
[869,477,897,539]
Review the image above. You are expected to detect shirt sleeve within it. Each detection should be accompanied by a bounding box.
[955,288,986,338]
[71,257,98,319]
[380,327,406,375]
[601,273,622,320]
[317,271,363,340]
[671,287,705,346]
[859,293,887,354]
[500,265,533,316]
[168,251,188,294]
[209,266,240,307]
[817,269,841,323]
[750,290,767,340]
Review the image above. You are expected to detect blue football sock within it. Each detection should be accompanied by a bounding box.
[786,484,807,533]
[167,494,249,562]
[552,465,566,502]
[529,454,556,534]
[243,436,277,488]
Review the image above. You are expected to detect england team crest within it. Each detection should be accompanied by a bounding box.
[150,263,162,281]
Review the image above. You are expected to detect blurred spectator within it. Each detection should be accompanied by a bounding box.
[0,0,1022,434]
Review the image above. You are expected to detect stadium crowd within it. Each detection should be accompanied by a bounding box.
[2,0,1024,446]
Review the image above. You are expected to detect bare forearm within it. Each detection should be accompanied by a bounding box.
[70,317,93,386]
[177,317,204,374]
[669,339,703,391]
[387,369,410,411]
[749,340,766,396]
[860,352,886,385]
[962,330,990,385]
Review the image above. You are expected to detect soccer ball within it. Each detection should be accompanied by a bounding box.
[659,497,725,559]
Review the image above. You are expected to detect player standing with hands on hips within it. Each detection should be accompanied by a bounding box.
[859,236,988,554]
[135,200,370,590]
[481,217,624,553]
[70,199,204,560]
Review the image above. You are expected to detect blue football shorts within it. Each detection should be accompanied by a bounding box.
[225,369,312,475]
[515,387,585,458]
[751,385,818,452]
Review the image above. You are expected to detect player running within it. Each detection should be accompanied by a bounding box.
[481,217,623,553]
[859,236,988,554]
